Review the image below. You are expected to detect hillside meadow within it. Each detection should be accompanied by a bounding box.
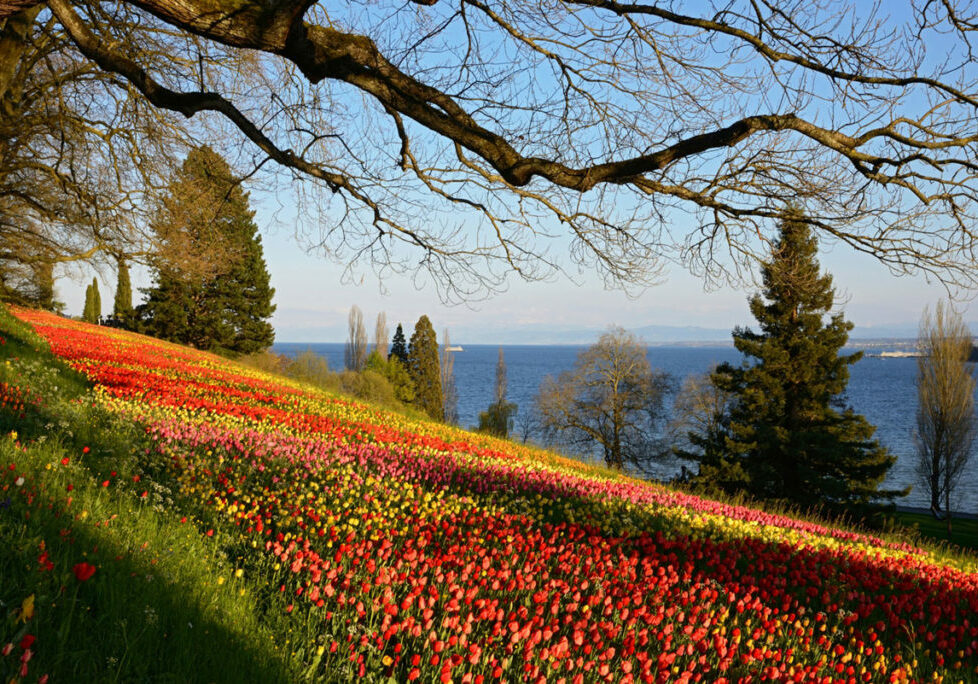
[1,305,977,683]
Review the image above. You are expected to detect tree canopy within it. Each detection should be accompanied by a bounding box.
[536,327,671,472]
[139,145,275,355]
[4,2,978,297]
[915,301,976,527]
[684,211,901,507]
[408,315,443,421]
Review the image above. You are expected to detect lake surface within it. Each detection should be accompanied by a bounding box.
[273,342,978,511]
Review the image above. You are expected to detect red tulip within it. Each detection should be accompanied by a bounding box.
[72,562,96,582]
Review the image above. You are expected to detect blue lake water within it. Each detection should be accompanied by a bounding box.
[273,342,978,511]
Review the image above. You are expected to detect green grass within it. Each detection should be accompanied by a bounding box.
[2,304,977,681]
[891,510,978,552]
[0,305,302,683]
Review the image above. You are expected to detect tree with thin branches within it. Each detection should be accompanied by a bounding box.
[536,327,671,472]
[374,312,388,359]
[479,347,517,438]
[345,305,368,372]
[441,329,459,425]
[914,301,977,539]
[8,3,978,298]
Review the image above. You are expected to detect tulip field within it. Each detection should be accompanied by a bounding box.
[3,306,978,683]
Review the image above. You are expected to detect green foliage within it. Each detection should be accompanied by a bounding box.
[82,278,100,323]
[685,211,900,508]
[478,400,518,437]
[0,262,59,311]
[0,304,294,682]
[92,278,101,322]
[408,316,443,421]
[389,323,408,364]
[478,349,516,437]
[536,327,672,472]
[82,282,94,322]
[366,350,415,403]
[138,145,275,355]
[110,258,134,328]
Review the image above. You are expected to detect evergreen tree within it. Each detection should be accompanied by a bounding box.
[112,258,134,328]
[389,324,408,364]
[139,145,275,354]
[34,262,56,311]
[83,278,101,323]
[408,315,443,420]
[687,210,900,507]
[91,277,101,323]
[82,282,95,323]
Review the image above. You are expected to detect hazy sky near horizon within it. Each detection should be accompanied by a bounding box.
[55,199,965,344]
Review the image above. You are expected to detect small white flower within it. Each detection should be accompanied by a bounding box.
[14,476,24,487]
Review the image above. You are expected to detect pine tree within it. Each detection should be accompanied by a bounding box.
[112,258,134,328]
[408,315,443,420]
[389,324,408,364]
[139,145,275,354]
[688,210,900,507]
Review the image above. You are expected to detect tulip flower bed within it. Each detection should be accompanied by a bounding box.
[4,306,978,683]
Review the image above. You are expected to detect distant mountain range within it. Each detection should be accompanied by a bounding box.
[451,322,926,346]
[278,321,938,346]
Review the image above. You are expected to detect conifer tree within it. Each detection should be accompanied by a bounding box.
[92,278,101,323]
[686,210,900,507]
[82,282,95,323]
[112,258,134,328]
[139,145,275,354]
[408,315,443,420]
[82,278,101,323]
[389,324,408,364]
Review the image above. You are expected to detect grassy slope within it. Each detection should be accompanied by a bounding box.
[0,306,299,682]
[2,305,977,683]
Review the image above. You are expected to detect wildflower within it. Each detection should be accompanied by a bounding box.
[18,595,34,622]
[72,562,97,582]
[19,635,35,651]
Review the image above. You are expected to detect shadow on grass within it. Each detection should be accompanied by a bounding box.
[0,451,294,683]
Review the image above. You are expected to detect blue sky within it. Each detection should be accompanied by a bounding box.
[52,2,973,344]
[56,199,962,344]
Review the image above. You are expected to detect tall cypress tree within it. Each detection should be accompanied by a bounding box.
[82,282,95,323]
[140,145,275,354]
[91,278,101,323]
[408,315,443,420]
[689,210,901,507]
[389,324,408,364]
[113,258,134,328]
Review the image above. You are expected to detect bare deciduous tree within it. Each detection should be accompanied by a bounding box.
[374,312,389,359]
[494,347,507,407]
[915,301,977,538]
[1,2,978,298]
[670,369,735,462]
[536,327,672,472]
[344,305,368,371]
[0,4,220,302]
[441,328,459,425]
